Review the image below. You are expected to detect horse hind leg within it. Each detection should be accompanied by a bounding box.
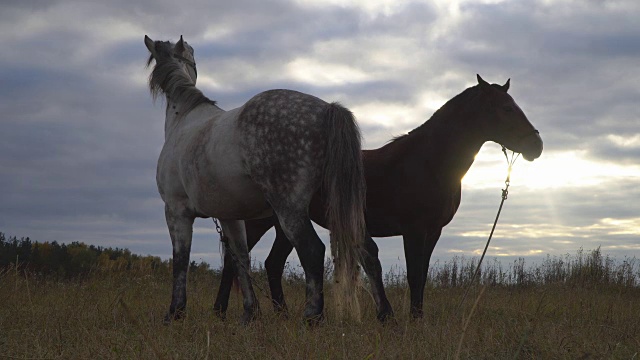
[273,209,326,324]
[360,233,394,322]
[213,249,235,319]
[213,216,273,319]
[265,221,295,315]
[219,219,260,325]
[163,204,195,324]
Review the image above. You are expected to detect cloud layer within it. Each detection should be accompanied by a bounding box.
[1,0,639,271]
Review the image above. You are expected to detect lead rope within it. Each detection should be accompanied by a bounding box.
[457,146,519,310]
[213,218,273,302]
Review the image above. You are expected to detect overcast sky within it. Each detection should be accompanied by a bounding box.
[1,0,639,271]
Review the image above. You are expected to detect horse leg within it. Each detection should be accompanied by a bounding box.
[275,212,325,324]
[219,219,260,325]
[403,228,441,319]
[213,249,235,319]
[360,233,394,322]
[163,204,195,324]
[403,227,429,319]
[213,216,273,319]
[420,229,440,311]
[265,221,294,315]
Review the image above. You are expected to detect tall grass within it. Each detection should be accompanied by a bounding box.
[419,247,640,288]
[1,248,639,359]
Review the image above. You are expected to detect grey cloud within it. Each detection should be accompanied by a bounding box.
[1,0,639,273]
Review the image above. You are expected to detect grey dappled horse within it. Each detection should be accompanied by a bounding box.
[145,36,366,324]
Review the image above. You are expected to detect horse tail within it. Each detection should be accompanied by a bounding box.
[322,102,366,321]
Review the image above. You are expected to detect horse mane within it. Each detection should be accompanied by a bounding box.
[390,85,484,143]
[146,42,216,115]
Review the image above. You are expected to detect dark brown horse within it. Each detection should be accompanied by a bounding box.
[214,75,543,321]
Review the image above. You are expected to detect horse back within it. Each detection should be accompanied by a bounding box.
[237,90,331,198]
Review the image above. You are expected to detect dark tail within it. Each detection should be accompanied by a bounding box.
[323,102,366,321]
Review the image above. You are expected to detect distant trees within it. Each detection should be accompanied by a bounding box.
[0,232,178,278]
[3,232,638,288]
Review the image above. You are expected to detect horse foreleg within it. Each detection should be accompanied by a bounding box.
[265,222,294,315]
[403,228,441,319]
[220,219,260,325]
[163,205,195,324]
[404,239,426,318]
[360,233,394,322]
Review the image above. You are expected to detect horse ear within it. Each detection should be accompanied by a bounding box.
[477,74,490,87]
[502,78,510,92]
[144,35,156,54]
[175,35,185,54]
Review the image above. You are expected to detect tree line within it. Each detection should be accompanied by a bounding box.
[0,232,212,278]
[3,231,638,288]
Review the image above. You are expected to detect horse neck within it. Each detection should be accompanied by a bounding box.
[149,60,219,138]
[406,108,486,184]
[162,95,221,139]
[163,96,183,138]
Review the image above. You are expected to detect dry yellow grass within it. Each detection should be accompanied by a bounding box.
[1,264,639,359]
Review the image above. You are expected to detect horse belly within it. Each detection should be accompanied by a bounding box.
[189,173,271,220]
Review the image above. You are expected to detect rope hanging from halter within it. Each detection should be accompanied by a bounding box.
[213,218,230,265]
[458,146,519,310]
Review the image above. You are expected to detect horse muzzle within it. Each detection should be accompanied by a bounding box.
[521,131,543,161]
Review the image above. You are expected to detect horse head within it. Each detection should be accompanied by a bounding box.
[145,35,198,84]
[475,74,543,161]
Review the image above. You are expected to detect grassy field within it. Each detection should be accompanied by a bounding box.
[1,252,640,359]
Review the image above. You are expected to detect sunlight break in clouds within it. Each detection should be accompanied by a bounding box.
[444,245,545,257]
[607,134,640,149]
[596,218,640,237]
[287,58,371,86]
[453,217,640,255]
[351,103,421,132]
[293,0,404,16]
[463,149,640,190]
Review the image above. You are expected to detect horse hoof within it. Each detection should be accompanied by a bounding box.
[276,310,289,320]
[163,309,185,325]
[241,312,258,326]
[410,309,424,320]
[377,310,395,324]
[304,313,324,327]
[273,302,289,318]
[214,310,227,321]
[241,306,260,326]
[213,306,227,320]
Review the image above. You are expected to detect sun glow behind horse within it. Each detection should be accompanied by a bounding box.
[463,146,640,190]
